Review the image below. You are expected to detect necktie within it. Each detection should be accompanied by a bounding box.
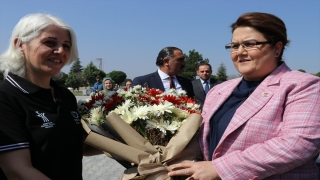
[169,76,176,89]
[204,80,209,94]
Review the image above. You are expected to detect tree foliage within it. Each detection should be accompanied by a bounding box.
[65,73,80,91]
[298,69,306,73]
[82,62,106,86]
[106,70,127,85]
[181,49,209,80]
[70,58,83,74]
[315,72,320,77]
[216,63,228,82]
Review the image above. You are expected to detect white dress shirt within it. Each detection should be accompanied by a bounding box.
[200,78,210,90]
[158,69,182,92]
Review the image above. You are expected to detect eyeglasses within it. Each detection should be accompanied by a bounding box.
[225,41,270,52]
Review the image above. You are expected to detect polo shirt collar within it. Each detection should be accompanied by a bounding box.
[6,73,57,94]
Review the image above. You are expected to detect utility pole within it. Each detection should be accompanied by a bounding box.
[96,58,103,70]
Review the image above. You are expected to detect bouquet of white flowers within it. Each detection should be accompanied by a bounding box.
[78,86,202,179]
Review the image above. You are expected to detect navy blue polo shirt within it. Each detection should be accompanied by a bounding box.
[0,73,83,179]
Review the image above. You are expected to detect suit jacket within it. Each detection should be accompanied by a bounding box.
[192,78,220,109]
[132,71,194,97]
[199,63,320,180]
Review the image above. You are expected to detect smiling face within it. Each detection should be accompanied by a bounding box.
[231,27,281,81]
[19,25,71,79]
[104,80,113,90]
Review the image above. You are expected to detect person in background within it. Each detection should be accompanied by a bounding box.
[124,79,132,91]
[93,76,103,93]
[192,63,220,110]
[168,12,320,180]
[113,84,120,91]
[0,13,101,180]
[101,77,114,94]
[132,46,194,97]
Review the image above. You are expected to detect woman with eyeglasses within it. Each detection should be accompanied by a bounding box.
[168,12,320,180]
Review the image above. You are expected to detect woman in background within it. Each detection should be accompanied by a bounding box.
[102,77,114,94]
[169,12,320,180]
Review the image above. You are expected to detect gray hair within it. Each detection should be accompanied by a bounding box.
[0,13,78,79]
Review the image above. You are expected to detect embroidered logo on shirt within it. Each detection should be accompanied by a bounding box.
[71,111,80,124]
[35,111,55,128]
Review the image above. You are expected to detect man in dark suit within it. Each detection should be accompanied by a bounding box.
[132,46,194,97]
[192,63,220,109]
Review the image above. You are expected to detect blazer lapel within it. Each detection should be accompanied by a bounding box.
[218,79,276,146]
[201,79,240,160]
[152,72,165,91]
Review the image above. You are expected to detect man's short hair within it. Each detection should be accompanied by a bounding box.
[197,63,212,71]
[156,46,182,66]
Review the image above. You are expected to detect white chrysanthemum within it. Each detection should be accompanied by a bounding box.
[193,104,200,109]
[131,105,151,121]
[133,85,141,91]
[151,101,174,115]
[146,119,166,134]
[177,90,187,96]
[89,106,105,125]
[120,110,134,124]
[169,89,177,93]
[125,91,134,98]
[166,120,182,133]
[186,103,194,109]
[112,100,132,115]
[171,107,190,118]
[146,119,181,135]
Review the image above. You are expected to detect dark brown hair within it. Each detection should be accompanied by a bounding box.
[231,12,290,61]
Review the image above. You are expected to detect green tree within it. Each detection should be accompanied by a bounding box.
[70,58,83,73]
[298,69,306,73]
[0,71,4,82]
[181,49,209,80]
[216,63,228,82]
[82,62,106,86]
[70,59,86,86]
[55,72,68,87]
[315,72,320,77]
[65,73,80,91]
[106,70,127,85]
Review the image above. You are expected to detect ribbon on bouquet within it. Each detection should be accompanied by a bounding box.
[82,112,203,180]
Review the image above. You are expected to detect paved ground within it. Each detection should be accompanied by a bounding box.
[82,154,125,180]
[77,96,126,180]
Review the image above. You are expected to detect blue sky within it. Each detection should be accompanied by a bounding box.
[1,0,319,79]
